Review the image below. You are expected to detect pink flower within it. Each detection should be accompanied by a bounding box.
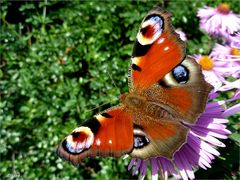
[128,94,240,180]
[197,3,240,36]
[175,29,187,41]
[223,32,240,49]
[218,80,240,92]
[211,43,240,78]
[194,54,240,91]
[233,88,240,98]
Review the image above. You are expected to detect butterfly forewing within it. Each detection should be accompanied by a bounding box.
[57,106,133,165]
[129,7,186,90]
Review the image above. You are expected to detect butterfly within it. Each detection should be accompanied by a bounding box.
[57,6,212,166]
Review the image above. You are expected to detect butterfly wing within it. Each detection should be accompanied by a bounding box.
[128,57,212,159]
[126,7,212,159]
[57,106,133,165]
[130,113,188,159]
[129,7,185,90]
[154,56,213,124]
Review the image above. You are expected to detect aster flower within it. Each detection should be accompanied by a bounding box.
[211,43,240,78]
[233,88,240,98]
[175,29,187,41]
[222,32,240,49]
[194,54,240,91]
[218,80,240,92]
[128,93,240,180]
[229,32,240,49]
[197,3,240,36]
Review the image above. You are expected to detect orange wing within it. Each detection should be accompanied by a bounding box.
[129,7,185,90]
[57,106,133,165]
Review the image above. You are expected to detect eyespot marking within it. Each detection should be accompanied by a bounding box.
[144,14,163,23]
[132,64,142,72]
[71,131,88,143]
[140,26,150,36]
[133,134,150,149]
[62,127,94,155]
[158,79,171,88]
[137,14,164,46]
[143,14,164,31]
[172,65,189,84]
[133,124,143,130]
[71,131,80,138]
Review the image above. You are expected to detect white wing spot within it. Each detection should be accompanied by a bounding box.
[164,46,169,51]
[96,139,101,146]
[108,140,112,144]
[158,38,165,44]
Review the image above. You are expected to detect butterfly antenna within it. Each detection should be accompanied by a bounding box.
[107,70,121,95]
[85,102,111,112]
[85,69,119,113]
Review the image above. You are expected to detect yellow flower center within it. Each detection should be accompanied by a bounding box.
[231,48,240,56]
[199,56,214,70]
[217,3,230,14]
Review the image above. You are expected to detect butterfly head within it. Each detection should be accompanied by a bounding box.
[119,93,128,102]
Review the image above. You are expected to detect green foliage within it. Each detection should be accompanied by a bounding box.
[1,0,239,179]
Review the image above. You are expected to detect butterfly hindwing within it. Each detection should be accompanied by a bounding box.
[57,106,133,165]
[143,56,212,125]
[130,113,188,159]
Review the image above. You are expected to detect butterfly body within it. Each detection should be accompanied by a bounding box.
[121,92,177,124]
[57,7,212,165]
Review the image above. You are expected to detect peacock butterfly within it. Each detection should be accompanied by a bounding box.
[57,7,212,165]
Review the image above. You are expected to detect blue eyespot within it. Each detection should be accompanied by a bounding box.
[172,65,189,84]
[151,16,160,22]
[145,14,161,22]
[133,135,150,148]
